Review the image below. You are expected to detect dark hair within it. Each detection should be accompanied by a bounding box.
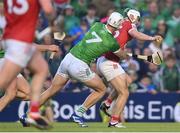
[87,4,96,10]
[164,54,176,61]
[155,20,168,38]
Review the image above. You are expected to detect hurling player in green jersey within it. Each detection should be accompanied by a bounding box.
[39,12,128,127]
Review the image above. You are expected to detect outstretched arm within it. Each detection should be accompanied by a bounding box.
[35,44,59,52]
[128,29,155,41]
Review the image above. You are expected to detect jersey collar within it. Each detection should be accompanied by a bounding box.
[105,25,112,34]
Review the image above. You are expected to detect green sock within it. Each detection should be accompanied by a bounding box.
[75,105,87,117]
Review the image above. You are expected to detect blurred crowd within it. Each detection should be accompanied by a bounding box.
[0,0,180,94]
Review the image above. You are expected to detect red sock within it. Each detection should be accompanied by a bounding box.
[110,115,119,124]
[105,98,112,107]
[30,101,39,113]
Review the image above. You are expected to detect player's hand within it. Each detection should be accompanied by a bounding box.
[153,35,163,46]
[48,45,59,52]
[115,49,129,60]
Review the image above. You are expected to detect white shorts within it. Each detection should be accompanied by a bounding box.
[1,39,36,67]
[96,56,125,81]
[56,53,95,82]
[0,58,23,78]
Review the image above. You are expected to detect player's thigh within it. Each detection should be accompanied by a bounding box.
[55,53,72,79]
[83,74,106,92]
[5,78,17,99]
[110,74,129,95]
[97,56,125,82]
[28,50,48,74]
[0,58,22,88]
[16,75,30,97]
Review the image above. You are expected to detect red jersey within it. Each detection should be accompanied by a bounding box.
[105,20,136,62]
[3,0,40,43]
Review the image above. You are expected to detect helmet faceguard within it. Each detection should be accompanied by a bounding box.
[123,8,141,25]
[107,12,124,29]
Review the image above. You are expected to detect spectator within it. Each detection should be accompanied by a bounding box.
[115,0,133,14]
[137,75,157,94]
[67,19,89,47]
[175,39,180,61]
[140,17,155,36]
[128,70,138,93]
[72,0,88,18]
[156,20,172,48]
[82,4,99,27]
[166,6,180,46]
[54,0,70,14]
[140,17,155,46]
[63,4,80,33]
[147,63,160,90]
[158,54,180,93]
[92,0,115,17]
[100,8,115,24]
[146,1,164,29]
[136,48,151,79]
[121,58,140,73]
[160,0,174,21]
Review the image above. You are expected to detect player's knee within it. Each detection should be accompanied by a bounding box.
[116,86,129,97]
[96,84,106,96]
[24,91,30,100]
[121,89,129,98]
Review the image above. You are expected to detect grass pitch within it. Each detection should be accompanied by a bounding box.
[0,122,180,132]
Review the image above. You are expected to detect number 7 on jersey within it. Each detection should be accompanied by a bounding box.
[86,31,102,44]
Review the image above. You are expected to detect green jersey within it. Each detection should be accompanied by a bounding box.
[0,50,4,58]
[70,22,119,65]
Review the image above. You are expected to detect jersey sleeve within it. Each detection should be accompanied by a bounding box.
[128,23,137,33]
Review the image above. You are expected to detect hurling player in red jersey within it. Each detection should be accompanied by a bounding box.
[0,0,54,129]
[97,8,162,128]
[0,44,59,112]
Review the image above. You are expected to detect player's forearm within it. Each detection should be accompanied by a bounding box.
[35,44,49,52]
[129,30,154,41]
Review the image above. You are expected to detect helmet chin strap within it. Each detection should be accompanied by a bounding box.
[127,16,135,23]
[127,16,138,25]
